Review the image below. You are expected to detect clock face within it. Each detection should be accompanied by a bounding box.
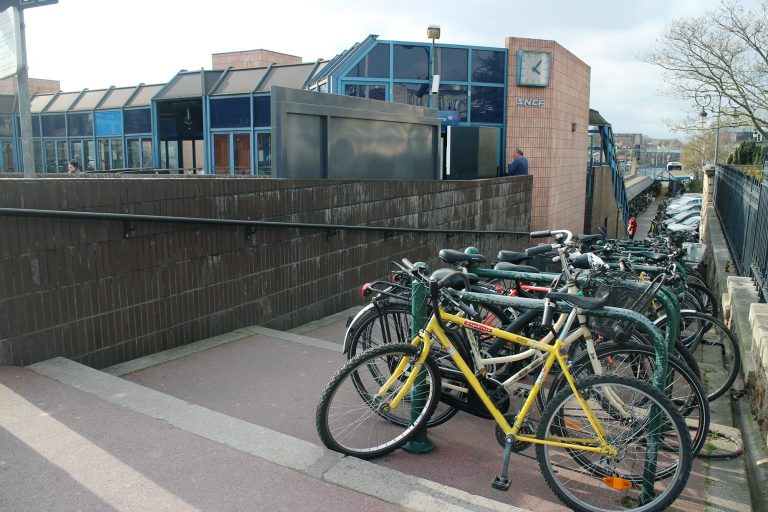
[516,50,551,87]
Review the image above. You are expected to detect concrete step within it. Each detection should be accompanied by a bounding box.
[16,327,531,512]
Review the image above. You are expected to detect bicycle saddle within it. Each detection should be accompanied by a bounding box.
[576,234,604,243]
[439,248,486,265]
[497,250,529,264]
[545,292,606,310]
[493,262,540,273]
[430,268,479,290]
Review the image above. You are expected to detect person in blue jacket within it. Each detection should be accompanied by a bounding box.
[506,148,529,176]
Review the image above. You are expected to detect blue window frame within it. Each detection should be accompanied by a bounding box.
[394,44,429,80]
[94,111,123,137]
[68,112,93,136]
[42,114,66,137]
[253,96,270,127]
[124,108,152,134]
[436,47,468,82]
[392,82,430,107]
[344,83,386,101]
[210,97,250,129]
[471,86,504,124]
[472,50,505,84]
[438,84,468,122]
[347,43,390,78]
[0,115,14,137]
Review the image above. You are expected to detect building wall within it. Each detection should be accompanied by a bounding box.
[505,38,590,234]
[0,175,532,368]
[212,49,302,69]
[0,77,60,95]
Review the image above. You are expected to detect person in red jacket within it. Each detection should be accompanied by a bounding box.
[627,216,638,240]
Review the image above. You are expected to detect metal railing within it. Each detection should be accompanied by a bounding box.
[0,207,529,241]
[713,164,768,300]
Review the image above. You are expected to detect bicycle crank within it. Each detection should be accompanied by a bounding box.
[495,416,535,452]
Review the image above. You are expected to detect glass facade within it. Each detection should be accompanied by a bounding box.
[94,111,123,137]
[438,84,468,122]
[392,82,429,107]
[41,115,66,137]
[347,43,390,78]
[257,132,271,176]
[471,86,504,124]
[68,112,93,137]
[345,84,386,101]
[210,97,250,129]
[124,108,151,134]
[252,96,270,127]
[472,50,505,83]
[436,47,468,82]
[393,44,429,80]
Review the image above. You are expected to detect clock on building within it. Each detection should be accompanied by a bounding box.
[516,50,552,87]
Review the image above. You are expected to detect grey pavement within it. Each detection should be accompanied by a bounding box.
[0,305,753,512]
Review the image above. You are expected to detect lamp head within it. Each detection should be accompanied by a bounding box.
[427,25,441,40]
[699,108,708,125]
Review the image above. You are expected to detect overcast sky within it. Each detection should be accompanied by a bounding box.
[19,0,761,139]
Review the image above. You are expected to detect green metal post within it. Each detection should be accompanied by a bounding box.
[402,262,435,453]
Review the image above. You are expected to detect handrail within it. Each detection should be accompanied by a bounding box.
[0,208,530,239]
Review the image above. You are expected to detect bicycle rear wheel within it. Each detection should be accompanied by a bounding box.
[537,374,692,512]
[316,343,441,459]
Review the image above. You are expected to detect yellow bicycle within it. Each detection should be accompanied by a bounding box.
[316,269,692,512]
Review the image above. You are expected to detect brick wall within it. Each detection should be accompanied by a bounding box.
[212,50,302,69]
[0,175,532,368]
[0,77,60,95]
[505,38,590,235]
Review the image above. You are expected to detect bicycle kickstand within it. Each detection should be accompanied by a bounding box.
[492,435,513,491]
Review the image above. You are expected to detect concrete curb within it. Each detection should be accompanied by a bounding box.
[28,357,528,512]
[733,396,768,512]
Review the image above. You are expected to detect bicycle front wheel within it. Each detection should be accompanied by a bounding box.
[316,343,441,459]
[537,374,692,512]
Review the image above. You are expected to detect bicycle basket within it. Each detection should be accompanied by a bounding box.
[581,270,664,343]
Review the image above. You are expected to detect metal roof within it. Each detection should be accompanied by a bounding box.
[71,89,109,111]
[211,68,268,96]
[100,86,137,109]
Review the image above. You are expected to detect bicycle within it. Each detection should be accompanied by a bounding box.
[317,264,693,512]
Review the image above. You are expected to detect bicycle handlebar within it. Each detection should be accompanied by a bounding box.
[526,244,553,256]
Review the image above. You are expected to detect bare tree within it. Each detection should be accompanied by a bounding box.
[645,0,768,139]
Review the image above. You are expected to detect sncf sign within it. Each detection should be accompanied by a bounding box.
[517,98,545,107]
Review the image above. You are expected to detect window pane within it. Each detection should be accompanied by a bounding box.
[98,139,110,170]
[85,140,95,171]
[45,141,55,172]
[392,82,430,107]
[213,133,230,174]
[394,44,429,80]
[142,140,152,168]
[0,115,13,137]
[94,111,123,137]
[210,97,250,129]
[436,48,468,82]
[161,141,178,169]
[472,50,505,84]
[234,133,251,175]
[438,84,468,122]
[111,138,124,168]
[127,139,140,168]
[56,140,68,173]
[344,84,386,101]
[471,86,504,124]
[124,108,151,134]
[253,96,270,127]
[2,141,15,172]
[70,141,82,166]
[347,43,390,78]
[32,115,40,137]
[41,114,66,137]
[68,112,93,136]
[33,141,42,172]
[257,133,271,176]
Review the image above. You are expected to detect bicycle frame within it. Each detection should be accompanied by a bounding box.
[383,307,616,455]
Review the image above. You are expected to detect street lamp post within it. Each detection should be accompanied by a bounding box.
[427,25,440,108]
[695,90,722,165]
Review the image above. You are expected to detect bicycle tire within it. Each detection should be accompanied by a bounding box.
[537,374,692,512]
[316,343,441,458]
[685,282,718,320]
[674,311,740,401]
[549,342,710,457]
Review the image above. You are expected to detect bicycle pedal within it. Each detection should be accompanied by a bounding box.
[491,476,511,491]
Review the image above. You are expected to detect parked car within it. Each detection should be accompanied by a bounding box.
[663,208,700,226]
[667,197,702,214]
[667,193,702,207]
[667,215,701,232]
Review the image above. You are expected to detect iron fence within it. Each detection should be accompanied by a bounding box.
[714,165,768,300]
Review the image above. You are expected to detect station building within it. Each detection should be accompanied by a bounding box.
[0,35,590,233]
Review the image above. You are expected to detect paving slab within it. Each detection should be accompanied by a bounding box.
[0,365,401,512]
[116,322,711,512]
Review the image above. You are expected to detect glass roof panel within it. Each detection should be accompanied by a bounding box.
[213,68,267,95]
[126,84,163,107]
[45,91,79,112]
[256,63,314,92]
[71,89,108,111]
